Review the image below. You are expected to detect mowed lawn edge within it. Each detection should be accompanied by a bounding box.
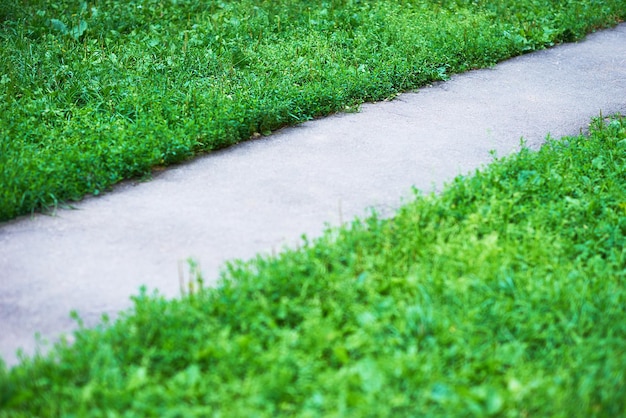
[1,115,625,416]
[1,0,625,221]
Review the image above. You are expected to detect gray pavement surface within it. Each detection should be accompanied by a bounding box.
[1,24,625,366]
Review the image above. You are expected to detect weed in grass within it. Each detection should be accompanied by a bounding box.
[178,258,205,298]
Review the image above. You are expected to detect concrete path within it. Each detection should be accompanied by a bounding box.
[1,24,625,366]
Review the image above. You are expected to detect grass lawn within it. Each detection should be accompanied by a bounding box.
[1,115,625,416]
[1,0,625,221]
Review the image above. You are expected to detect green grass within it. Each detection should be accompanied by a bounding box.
[1,0,625,221]
[1,115,625,417]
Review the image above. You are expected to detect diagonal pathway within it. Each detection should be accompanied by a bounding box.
[1,24,625,366]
